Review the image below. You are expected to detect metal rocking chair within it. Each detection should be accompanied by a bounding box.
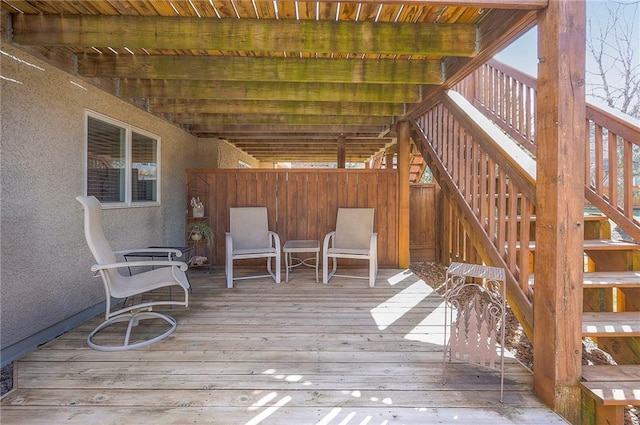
[76,196,190,351]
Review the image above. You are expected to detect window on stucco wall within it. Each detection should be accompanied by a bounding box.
[85,110,161,206]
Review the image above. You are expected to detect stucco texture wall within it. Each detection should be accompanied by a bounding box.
[0,45,253,360]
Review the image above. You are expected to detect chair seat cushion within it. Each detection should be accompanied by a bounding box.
[111,267,190,299]
[233,247,277,256]
[327,247,371,256]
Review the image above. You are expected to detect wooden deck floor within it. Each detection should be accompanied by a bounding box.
[1,268,568,424]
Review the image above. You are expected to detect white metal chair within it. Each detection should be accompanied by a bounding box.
[76,196,190,351]
[225,207,281,288]
[323,208,378,287]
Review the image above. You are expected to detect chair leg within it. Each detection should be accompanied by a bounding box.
[87,312,177,352]
[369,257,376,287]
[226,259,234,289]
[275,253,281,283]
[322,253,329,284]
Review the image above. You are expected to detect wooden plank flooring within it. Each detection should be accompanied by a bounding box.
[1,268,568,424]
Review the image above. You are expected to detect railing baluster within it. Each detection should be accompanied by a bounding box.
[608,130,618,207]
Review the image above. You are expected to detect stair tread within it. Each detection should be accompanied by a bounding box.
[582,239,640,250]
[518,239,639,250]
[583,271,640,288]
[528,271,640,288]
[582,312,640,336]
[580,380,640,405]
[582,365,640,382]
[510,214,608,222]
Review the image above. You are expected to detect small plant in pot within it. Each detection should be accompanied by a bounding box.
[188,221,214,247]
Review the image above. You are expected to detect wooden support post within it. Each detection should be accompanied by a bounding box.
[533,1,586,422]
[386,146,396,169]
[398,121,410,268]
[337,135,346,168]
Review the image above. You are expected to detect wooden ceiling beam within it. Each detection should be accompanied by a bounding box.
[226,140,391,149]
[149,99,406,116]
[170,114,393,126]
[119,79,423,103]
[231,147,383,153]
[77,55,443,85]
[218,133,390,140]
[186,125,388,134]
[252,156,370,164]
[12,15,477,57]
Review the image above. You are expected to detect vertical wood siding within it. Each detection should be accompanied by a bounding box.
[186,169,399,267]
[409,184,440,262]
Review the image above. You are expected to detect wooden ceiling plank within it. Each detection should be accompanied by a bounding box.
[1,1,43,14]
[12,15,477,57]
[187,1,220,17]
[136,0,177,16]
[119,79,422,103]
[78,55,443,84]
[210,0,237,18]
[317,1,546,10]
[148,99,406,116]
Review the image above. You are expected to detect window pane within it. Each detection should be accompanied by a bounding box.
[131,132,158,202]
[87,116,125,203]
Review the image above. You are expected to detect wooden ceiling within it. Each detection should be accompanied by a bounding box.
[1,0,543,164]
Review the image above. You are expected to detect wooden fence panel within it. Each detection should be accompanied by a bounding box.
[186,168,402,268]
[410,184,440,262]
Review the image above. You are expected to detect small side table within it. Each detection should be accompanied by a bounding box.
[283,240,320,283]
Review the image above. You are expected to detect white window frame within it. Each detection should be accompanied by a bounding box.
[84,110,161,208]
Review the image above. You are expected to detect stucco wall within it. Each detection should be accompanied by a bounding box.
[0,45,256,363]
[214,138,261,168]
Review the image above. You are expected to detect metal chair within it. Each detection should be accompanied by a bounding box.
[76,196,190,351]
[225,207,281,288]
[323,208,378,287]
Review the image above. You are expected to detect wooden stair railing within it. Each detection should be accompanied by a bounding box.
[410,89,537,338]
[457,59,640,243]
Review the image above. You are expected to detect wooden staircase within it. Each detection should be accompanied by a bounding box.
[411,58,640,423]
[528,215,640,424]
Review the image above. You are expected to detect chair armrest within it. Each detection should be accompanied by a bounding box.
[370,233,378,251]
[268,231,281,250]
[323,231,336,252]
[114,248,185,258]
[226,232,233,253]
[91,260,188,272]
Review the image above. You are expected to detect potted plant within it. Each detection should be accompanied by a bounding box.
[188,221,214,247]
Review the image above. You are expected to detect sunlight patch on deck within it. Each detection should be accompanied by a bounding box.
[385,269,415,286]
[404,300,449,345]
[370,278,433,330]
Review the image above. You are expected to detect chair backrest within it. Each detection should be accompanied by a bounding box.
[230,207,270,250]
[76,196,119,280]
[334,208,374,250]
